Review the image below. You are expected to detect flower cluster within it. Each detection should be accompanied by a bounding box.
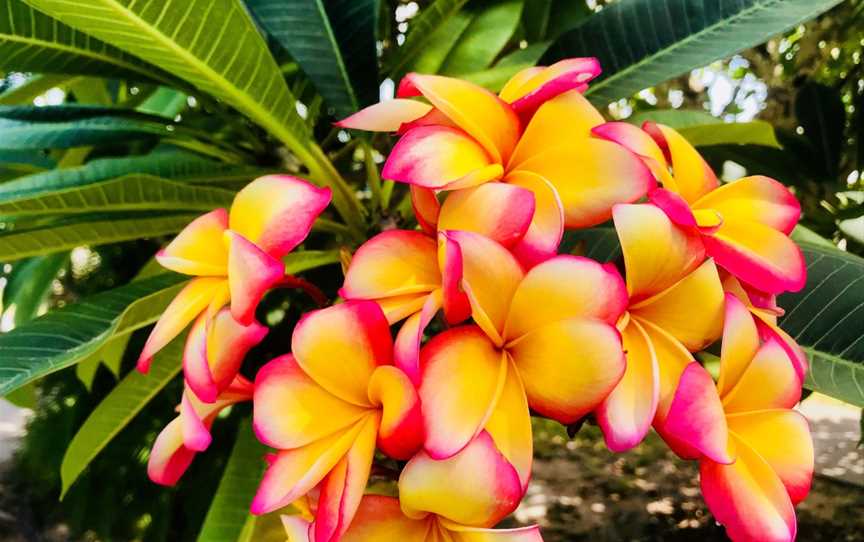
[141,57,813,542]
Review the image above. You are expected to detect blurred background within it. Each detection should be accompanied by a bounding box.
[1,0,863,540]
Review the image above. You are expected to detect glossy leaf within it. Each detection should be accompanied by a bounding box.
[0,174,235,217]
[439,0,524,75]
[197,418,267,542]
[0,214,195,261]
[544,0,845,106]
[629,111,780,148]
[386,0,470,78]
[2,252,67,325]
[0,0,171,83]
[779,242,864,407]
[60,337,185,497]
[0,115,172,149]
[247,0,379,117]
[0,74,72,105]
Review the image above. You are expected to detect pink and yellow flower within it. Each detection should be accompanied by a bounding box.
[596,203,725,451]
[252,301,423,542]
[338,60,654,267]
[148,375,253,486]
[138,175,331,401]
[593,122,805,294]
[418,230,627,486]
[663,294,813,542]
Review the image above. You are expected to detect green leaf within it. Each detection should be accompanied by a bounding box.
[3,381,36,408]
[386,0,470,78]
[136,87,188,118]
[778,243,864,407]
[247,0,379,117]
[439,0,524,76]
[2,252,66,325]
[60,337,184,497]
[463,42,551,92]
[630,112,781,148]
[0,213,195,261]
[629,109,717,128]
[0,115,172,149]
[0,273,185,396]
[283,249,341,274]
[0,74,71,105]
[197,418,267,542]
[559,227,620,263]
[543,0,845,106]
[20,0,363,230]
[0,174,235,217]
[403,8,473,75]
[839,215,864,246]
[0,0,172,83]
[791,224,835,249]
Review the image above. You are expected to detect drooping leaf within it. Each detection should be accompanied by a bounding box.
[386,0,470,78]
[0,115,171,149]
[439,0,524,76]
[2,252,67,325]
[0,174,235,217]
[0,0,172,83]
[0,273,186,396]
[19,0,364,229]
[543,0,845,106]
[196,418,267,542]
[247,0,379,117]
[0,214,195,261]
[779,242,864,407]
[60,336,185,497]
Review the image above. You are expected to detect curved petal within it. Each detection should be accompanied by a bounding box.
[754,314,808,382]
[484,358,533,489]
[394,290,442,386]
[340,496,430,542]
[702,219,807,294]
[722,339,802,413]
[376,293,432,324]
[648,188,698,228]
[506,171,565,268]
[717,294,761,398]
[701,436,797,542]
[185,308,268,403]
[438,183,535,248]
[399,431,523,527]
[253,355,370,450]
[382,125,500,189]
[398,107,460,134]
[156,208,229,276]
[507,318,625,424]
[727,410,813,504]
[663,363,733,464]
[508,90,604,169]
[250,419,367,515]
[419,326,507,459]
[629,259,724,351]
[137,277,226,372]
[281,516,313,542]
[499,66,544,102]
[229,175,331,258]
[179,392,212,451]
[613,203,705,300]
[443,230,524,345]
[438,232,471,325]
[292,301,393,407]
[341,230,441,300]
[226,231,285,325]
[147,417,196,486]
[512,138,655,228]
[646,123,718,203]
[504,255,627,341]
[314,414,379,542]
[398,73,520,164]
[412,186,441,235]
[368,366,424,460]
[335,99,433,132]
[693,176,801,235]
[505,58,602,122]
[596,319,659,452]
[591,122,668,171]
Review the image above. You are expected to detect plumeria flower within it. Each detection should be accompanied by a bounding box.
[137,176,331,401]
[148,375,253,486]
[252,301,423,542]
[593,121,805,294]
[338,61,654,267]
[282,494,542,542]
[663,294,814,542]
[418,230,627,486]
[596,203,725,452]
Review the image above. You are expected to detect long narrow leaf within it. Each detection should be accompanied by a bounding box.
[0,214,195,261]
[386,0,470,78]
[544,0,845,106]
[0,273,186,396]
[60,337,184,497]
